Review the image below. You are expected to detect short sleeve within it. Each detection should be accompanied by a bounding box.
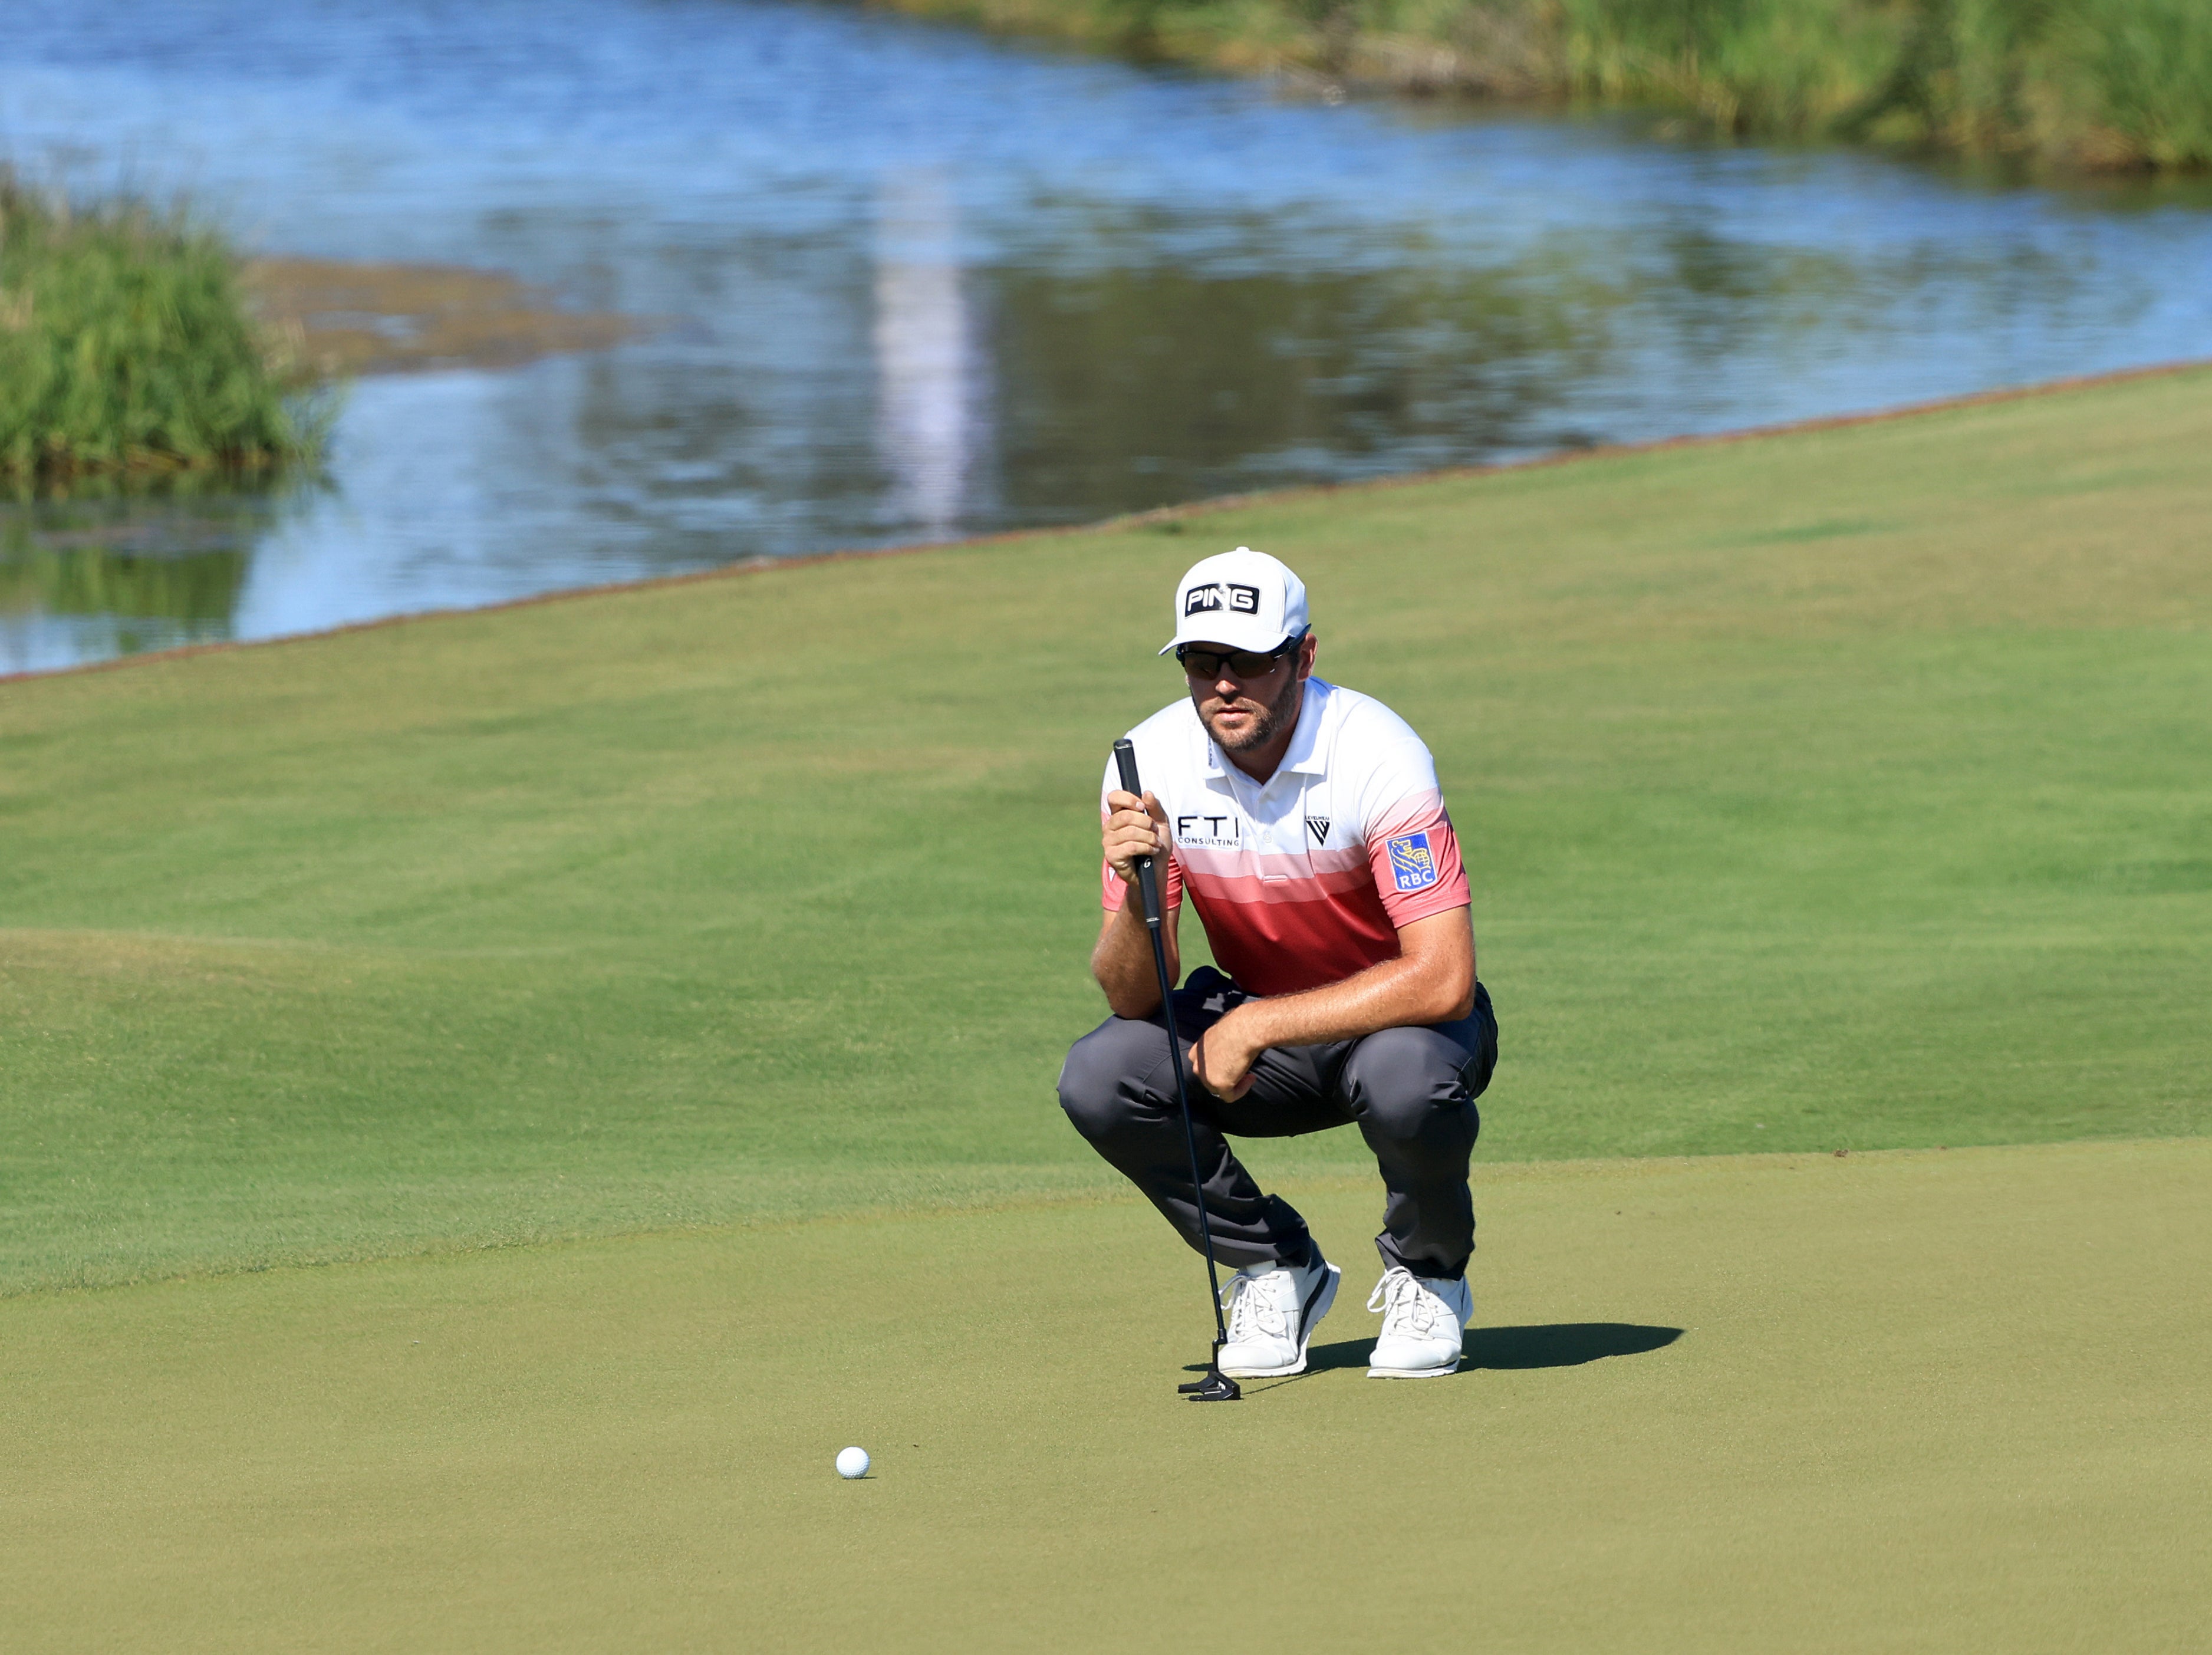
[1352,728,1470,929]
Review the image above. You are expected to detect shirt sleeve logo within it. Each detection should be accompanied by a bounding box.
[1387,831,1438,892]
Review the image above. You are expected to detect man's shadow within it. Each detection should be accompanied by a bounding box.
[1292,1322,1682,1378]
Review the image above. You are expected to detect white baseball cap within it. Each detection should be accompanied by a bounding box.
[1159,547,1310,656]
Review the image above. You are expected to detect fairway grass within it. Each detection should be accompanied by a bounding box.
[4,1140,2206,1652]
[3,367,2208,1292]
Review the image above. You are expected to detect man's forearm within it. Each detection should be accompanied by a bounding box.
[1227,958,1446,1051]
[1091,899,1179,1018]
[1220,912,1476,1053]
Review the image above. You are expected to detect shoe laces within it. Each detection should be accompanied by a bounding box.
[1367,1267,1451,1338]
[1222,1269,1292,1342]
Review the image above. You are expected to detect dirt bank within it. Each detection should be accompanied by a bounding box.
[244,258,640,377]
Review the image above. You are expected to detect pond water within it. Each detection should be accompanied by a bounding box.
[5,0,2211,674]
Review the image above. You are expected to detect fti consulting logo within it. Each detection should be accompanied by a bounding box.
[1387,832,1438,892]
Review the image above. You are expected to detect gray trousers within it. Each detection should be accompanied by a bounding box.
[1057,967,1498,1281]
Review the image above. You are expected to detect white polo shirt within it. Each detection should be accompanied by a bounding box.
[1100,676,1470,996]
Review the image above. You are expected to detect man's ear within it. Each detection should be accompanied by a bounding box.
[1296,632,1318,680]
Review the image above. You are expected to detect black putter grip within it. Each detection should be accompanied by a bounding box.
[1110,739,1165,929]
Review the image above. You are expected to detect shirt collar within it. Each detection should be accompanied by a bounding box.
[1280,677,1333,776]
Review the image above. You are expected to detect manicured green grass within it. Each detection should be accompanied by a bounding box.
[3,1141,2206,1651]
[0,173,321,483]
[3,370,2210,1294]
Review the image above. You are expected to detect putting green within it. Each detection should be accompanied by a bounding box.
[6,1137,2205,1652]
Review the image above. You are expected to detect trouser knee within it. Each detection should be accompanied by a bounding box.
[1341,1025,1482,1146]
[1056,1016,1167,1141]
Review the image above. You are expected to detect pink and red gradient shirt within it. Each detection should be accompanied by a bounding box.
[1101,678,1470,998]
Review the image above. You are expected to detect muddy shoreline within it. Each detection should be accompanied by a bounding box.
[244,258,641,377]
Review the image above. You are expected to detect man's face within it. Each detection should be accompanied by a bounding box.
[1182,635,1312,755]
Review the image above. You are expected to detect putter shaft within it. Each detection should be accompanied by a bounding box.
[1113,739,1241,1401]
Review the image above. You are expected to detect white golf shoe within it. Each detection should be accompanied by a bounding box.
[1216,1252,1342,1378]
[1366,1266,1473,1378]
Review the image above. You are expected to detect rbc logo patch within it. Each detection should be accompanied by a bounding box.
[1387,832,1438,893]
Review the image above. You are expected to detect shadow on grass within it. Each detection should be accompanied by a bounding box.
[1203,1322,1683,1391]
[1465,1322,1683,1369]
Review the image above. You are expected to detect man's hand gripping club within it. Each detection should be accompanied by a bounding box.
[1092,784,1266,1103]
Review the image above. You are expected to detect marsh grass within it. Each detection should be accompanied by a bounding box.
[1552,0,2212,167]
[0,172,328,487]
[875,0,2212,170]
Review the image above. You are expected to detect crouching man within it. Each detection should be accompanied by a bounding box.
[1059,547,1498,1379]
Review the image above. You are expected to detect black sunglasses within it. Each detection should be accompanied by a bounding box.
[1174,633,1304,680]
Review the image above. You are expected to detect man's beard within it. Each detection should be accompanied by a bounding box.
[1206,669,1301,754]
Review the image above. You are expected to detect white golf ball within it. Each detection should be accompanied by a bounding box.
[835,1445,870,1479]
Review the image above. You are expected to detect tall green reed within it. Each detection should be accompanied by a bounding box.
[875,0,2212,167]
[1548,0,2212,166]
[0,173,327,486]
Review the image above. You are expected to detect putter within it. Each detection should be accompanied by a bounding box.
[1112,739,1241,1402]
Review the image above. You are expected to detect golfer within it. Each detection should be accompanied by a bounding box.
[1059,547,1497,1379]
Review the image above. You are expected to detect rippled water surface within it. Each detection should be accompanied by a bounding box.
[5,0,2211,671]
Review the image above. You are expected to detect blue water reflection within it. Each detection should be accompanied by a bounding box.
[4,0,2210,671]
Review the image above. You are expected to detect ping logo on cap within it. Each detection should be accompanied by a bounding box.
[1387,832,1438,892]
[1184,582,1261,618]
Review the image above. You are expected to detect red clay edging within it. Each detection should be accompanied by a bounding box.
[7,355,2207,690]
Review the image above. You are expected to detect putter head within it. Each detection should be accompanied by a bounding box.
[1178,1347,1243,1401]
[1180,1369,1242,1401]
